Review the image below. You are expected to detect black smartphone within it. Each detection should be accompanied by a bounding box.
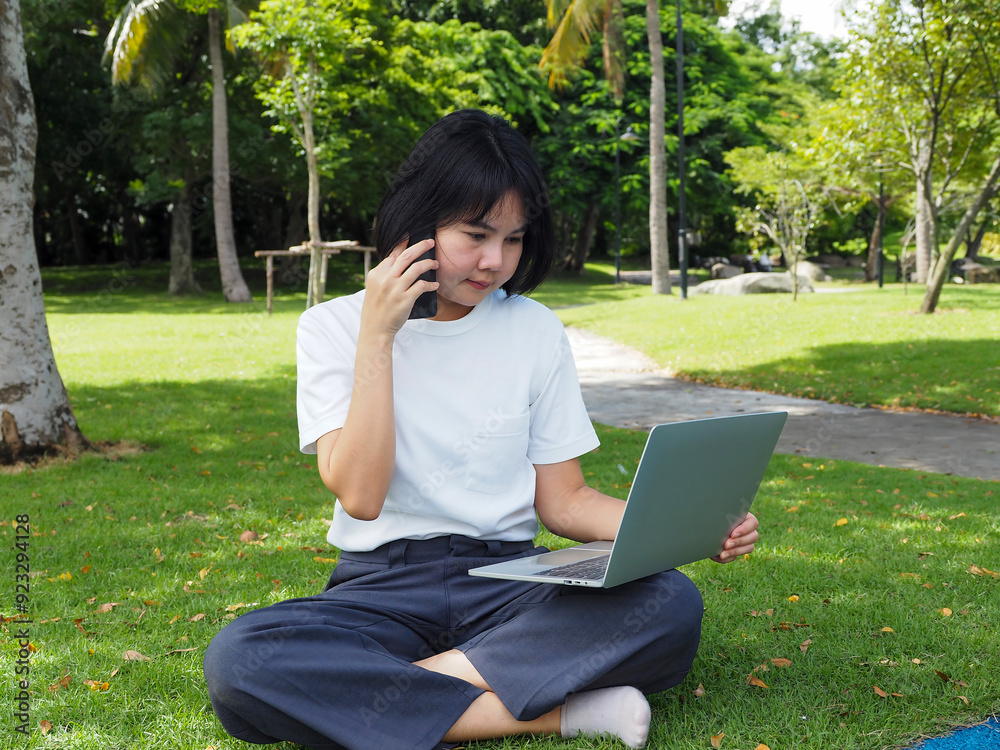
[407,228,438,320]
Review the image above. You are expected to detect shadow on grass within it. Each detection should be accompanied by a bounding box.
[692,338,1000,414]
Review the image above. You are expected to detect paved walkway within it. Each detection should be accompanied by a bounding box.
[566,327,1000,482]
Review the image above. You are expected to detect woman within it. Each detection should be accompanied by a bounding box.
[204,109,759,750]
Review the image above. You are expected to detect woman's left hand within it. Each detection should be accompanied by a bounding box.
[711,512,759,563]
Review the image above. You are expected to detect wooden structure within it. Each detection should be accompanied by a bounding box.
[254,240,376,315]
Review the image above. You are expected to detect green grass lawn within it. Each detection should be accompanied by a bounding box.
[551,278,1000,418]
[1,261,998,749]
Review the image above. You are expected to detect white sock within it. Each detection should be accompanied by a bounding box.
[560,686,651,749]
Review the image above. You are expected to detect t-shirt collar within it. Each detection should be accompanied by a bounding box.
[403,290,497,337]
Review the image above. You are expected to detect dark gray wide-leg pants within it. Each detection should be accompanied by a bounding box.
[203,535,703,750]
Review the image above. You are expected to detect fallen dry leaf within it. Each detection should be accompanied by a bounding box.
[800,638,812,654]
[940,608,953,617]
[123,650,150,662]
[39,720,52,735]
[48,674,71,692]
[969,564,999,579]
[188,613,206,622]
[165,647,199,655]
[771,658,792,668]
[95,602,121,614]
[240,530,259,543]
[836,518,849,527]
[711,731,725,748]
[935,670,950,682]
[198,564,213,580]
[693,683,706,697]
[83,680,109,691]
[315,556,338,564]
[881,627,895,633]
[746,674,769,689]
[954,695,969,705]
[788,595,800,603]
[755,745,771,750]
[873,686,887,698]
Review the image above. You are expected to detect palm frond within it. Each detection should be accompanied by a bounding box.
[105,0,187,91]
[541,0,626,98]
[545,0,574,29]
[540,0,607,89]
[223,1,254,55]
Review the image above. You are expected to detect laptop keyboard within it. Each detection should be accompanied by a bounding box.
[536,555,610,580]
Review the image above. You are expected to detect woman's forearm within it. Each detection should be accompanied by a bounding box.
[322,329,397,520]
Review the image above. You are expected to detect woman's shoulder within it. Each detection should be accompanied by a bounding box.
[298,289,365,330]
[494,292,563,330]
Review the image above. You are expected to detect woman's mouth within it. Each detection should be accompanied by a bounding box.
[467,280,491,291]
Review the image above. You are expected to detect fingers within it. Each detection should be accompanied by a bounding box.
[387,236,435,262]
[713,512,760,563]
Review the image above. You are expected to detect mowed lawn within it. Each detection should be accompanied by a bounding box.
[0,261,997,749]
[549,276,1000,419]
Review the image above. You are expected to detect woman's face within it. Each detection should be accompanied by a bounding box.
[430,192,527,321]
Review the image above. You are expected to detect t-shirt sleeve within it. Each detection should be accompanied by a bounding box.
[296,309,355,455]
[527,327,600,464]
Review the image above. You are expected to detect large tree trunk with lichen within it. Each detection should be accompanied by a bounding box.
[647,0,671,294]
[0,0,88,463]
[207,8,252,303]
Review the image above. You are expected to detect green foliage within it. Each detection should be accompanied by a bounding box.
[232,2,555,217]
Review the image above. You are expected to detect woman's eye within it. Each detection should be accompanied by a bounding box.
[507,236,524,245]
[467,233,486,241]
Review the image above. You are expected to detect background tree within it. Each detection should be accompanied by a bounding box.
[727,141,823,300]
[1,0,88,462]
[106,0,254,301]
[843,0,1000,294]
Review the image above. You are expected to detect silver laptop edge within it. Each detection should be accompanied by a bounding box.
[468,411,788,588]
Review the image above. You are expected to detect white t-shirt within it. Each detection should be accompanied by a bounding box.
[296,289,600,551]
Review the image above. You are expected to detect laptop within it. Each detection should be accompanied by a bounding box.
[469,411,787,588]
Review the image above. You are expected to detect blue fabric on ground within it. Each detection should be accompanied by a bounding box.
[909,717,1000,749]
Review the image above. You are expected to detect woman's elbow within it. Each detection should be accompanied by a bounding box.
[324,482,384,521]
[339,499,382,522]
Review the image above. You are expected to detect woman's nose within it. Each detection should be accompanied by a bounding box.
[479,241,504,271]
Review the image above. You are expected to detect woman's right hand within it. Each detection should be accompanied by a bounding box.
[361,238,439,337]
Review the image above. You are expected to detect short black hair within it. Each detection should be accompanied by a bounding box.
[372,109,556,296]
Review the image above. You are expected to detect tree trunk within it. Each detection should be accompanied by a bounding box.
[914,169,935,284]
[921,154,1000,314]
[207,8,252,303]
[169,177,201,295]
[965,219,987,260]
[864,198,883,282]
[1,0,88,463]
[67,205,87,265]
[647,0,671,295]
[564,201,600,273]
[284,190,307,249]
